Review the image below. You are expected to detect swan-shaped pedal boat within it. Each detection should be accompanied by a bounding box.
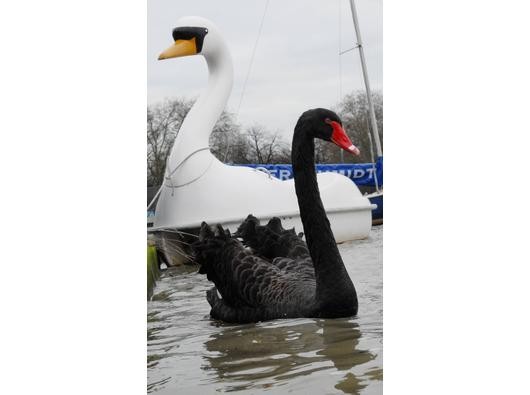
[152,16,375,243]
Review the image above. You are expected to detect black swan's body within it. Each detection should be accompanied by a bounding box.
[192,109,359,323]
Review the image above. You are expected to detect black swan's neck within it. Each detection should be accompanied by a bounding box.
[292,126,357,312]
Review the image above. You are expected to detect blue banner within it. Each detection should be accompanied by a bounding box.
[236,157,383,187]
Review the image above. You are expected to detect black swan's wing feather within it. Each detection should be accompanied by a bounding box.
[236,215,310,260]
[193,223,314,308]
[193,222,316,321]
[277,227,310,259]
[271,256,315,279]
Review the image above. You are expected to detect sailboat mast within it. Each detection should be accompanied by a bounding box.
[348,0,382,157]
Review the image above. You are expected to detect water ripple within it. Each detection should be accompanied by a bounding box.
[148,226,383,394]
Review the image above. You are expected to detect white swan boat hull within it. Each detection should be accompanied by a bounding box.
[152,154,374,242]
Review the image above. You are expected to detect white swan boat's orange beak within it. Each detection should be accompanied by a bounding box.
[158,38,197,60]
[327,120,361,155]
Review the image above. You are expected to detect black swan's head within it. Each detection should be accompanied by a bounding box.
[295,108,360,156]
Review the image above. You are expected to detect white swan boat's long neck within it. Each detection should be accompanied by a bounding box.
[166,41,233,174]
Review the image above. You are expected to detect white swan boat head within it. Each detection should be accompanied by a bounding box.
[153,16,374,242]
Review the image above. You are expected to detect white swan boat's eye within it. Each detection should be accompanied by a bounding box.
[159,26,210,60]
[171,26,209,53]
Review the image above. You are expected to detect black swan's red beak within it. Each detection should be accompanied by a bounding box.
[327,120,360,156]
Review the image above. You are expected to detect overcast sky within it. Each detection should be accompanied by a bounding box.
[148,0,382,137]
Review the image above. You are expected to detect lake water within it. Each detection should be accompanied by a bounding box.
[147,225,382,394]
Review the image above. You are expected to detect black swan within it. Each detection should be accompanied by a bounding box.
[192,108,360,323]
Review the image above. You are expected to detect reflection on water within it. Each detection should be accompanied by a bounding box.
[204,319,376,394]
[148,226,382,394]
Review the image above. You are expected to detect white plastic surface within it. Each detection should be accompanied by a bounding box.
[153,17,373,242]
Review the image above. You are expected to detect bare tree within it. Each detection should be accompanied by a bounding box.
[333,90,383,164]
[314,139,334,163]
[245,125,290,164]
[221,131,252,164]
[209,111,249,163]
[147,98,193,186]
[147,91,382,185]
[147,98,242,185]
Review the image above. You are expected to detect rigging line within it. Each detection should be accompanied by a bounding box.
[375,1,381,100]
[366,115,380,192]
[165,147,211,179]
[339,44,360,55]
[236,0,270,118]
[338,0,342,103]
[338,0,344,163]
[165,157,214,190]
[357,60,380,190]
[224,0,270,162]
[147,146,211,209]
[147,186,162,212]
